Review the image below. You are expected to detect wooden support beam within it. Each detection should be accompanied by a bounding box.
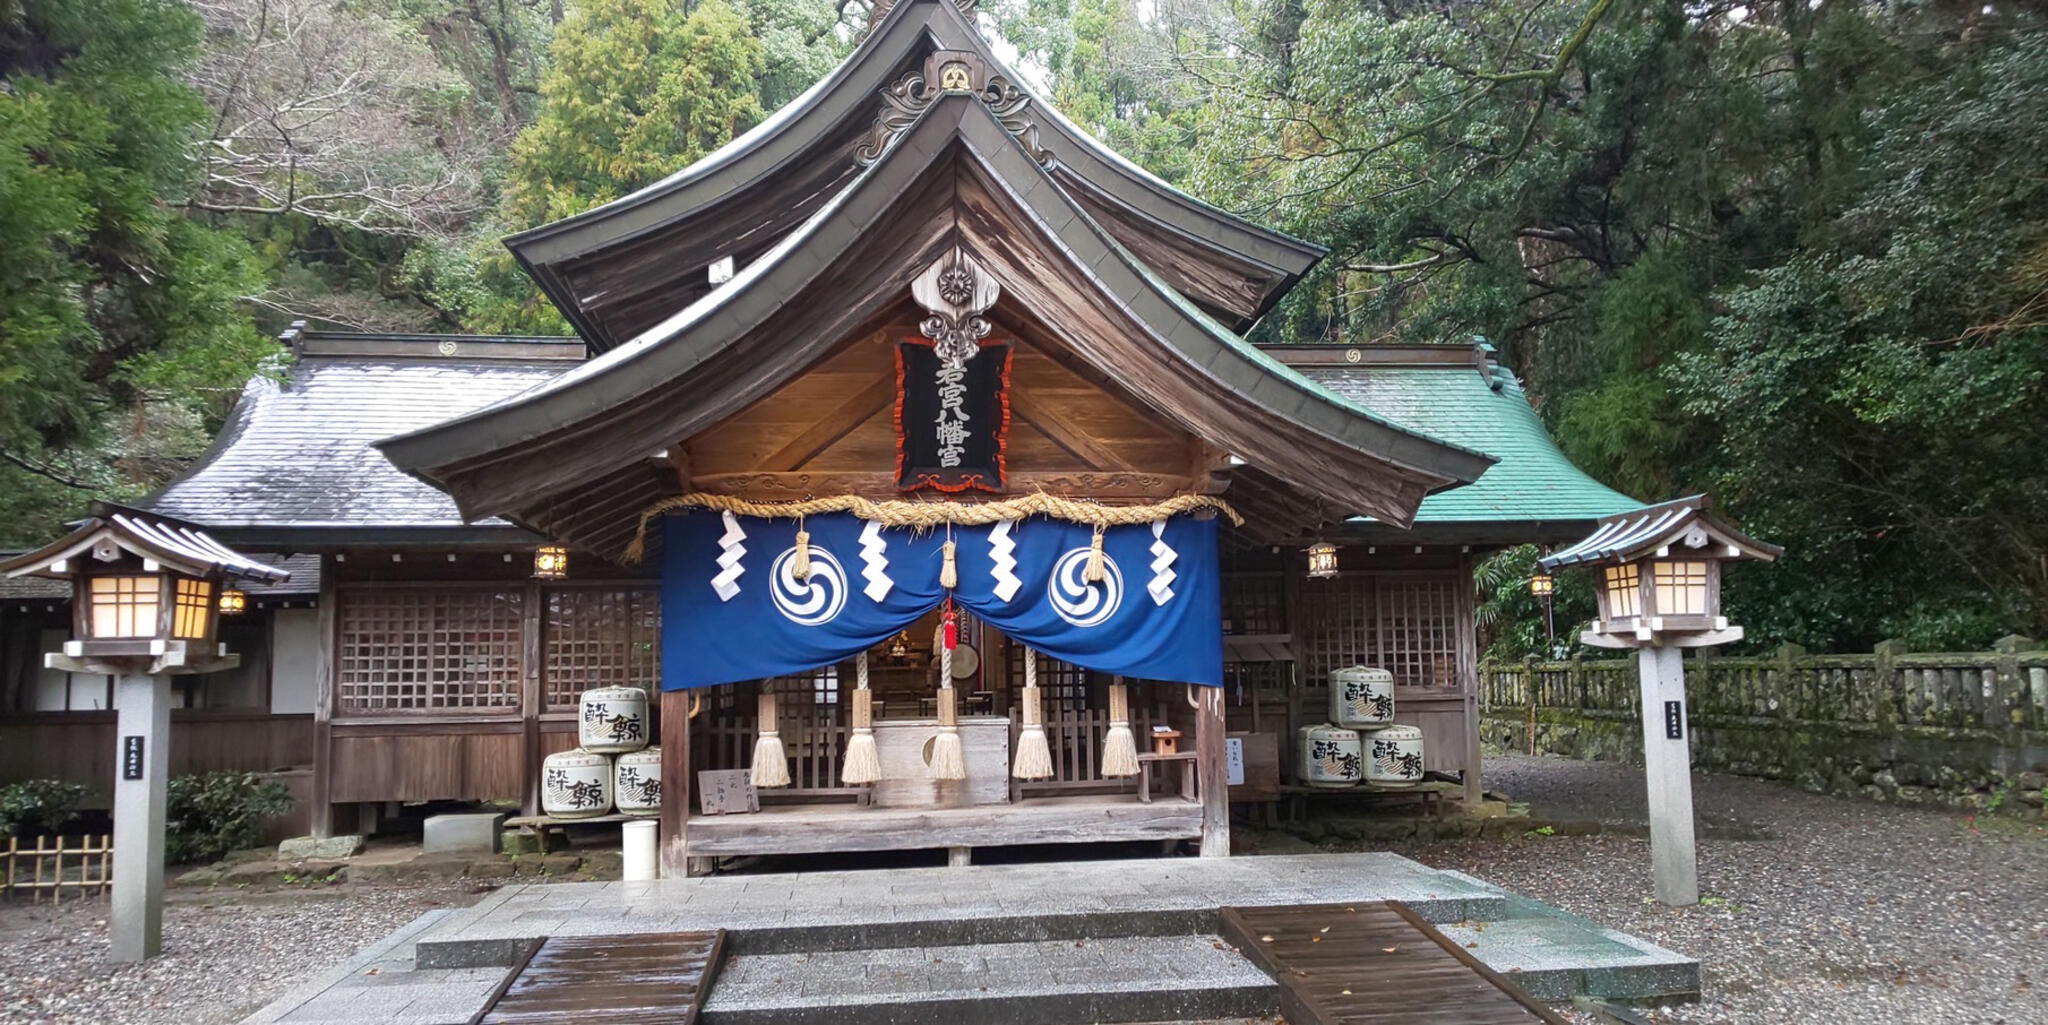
[660,689,693,878]
[666,444,692,492]
[760,375,897,471]
[1195,686,1229,858]
[688,470,1201,501]
[520,579,543,819]
[1009,388,1137,471]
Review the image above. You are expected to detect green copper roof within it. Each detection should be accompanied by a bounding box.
[1294,360,1641,525]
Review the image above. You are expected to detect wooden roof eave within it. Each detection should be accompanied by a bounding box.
[378,97,1486,532]
[1538,495,1784,570]
[502,0,1321,343]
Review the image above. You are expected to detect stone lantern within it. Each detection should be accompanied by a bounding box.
[0,505,287,961]
[1539,496,1780,905]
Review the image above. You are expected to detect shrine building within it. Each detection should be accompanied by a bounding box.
[0,0,1637,872]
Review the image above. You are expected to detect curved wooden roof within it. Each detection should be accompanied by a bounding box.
[504,0,1323,350]
[380,96,1492,557]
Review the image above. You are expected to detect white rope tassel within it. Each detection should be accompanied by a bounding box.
[930,638,968,780]
[751,689,791,787]
[1011,647,1054,780]
[842,652,882,785]
[1101,678,1139,778]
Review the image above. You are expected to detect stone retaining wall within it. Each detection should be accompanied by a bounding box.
[1480,637,2048,816]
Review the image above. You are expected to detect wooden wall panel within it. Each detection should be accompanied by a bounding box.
[0,713,314,805]
[328,726,524,803]
[683,327,1196,487]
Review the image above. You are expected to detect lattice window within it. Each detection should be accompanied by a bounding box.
[89,576,159,638]
[1006,646,1089,713]
[171,578,213,639]
[543,588,659,709]
[1604,563,1641,618]
[1223,573,1287,635]
[1299,573,1463,691]
[1377,577,1461,690]
[1297,574,1374,683]
[1651,560,1708,616]
[337,589,522,713]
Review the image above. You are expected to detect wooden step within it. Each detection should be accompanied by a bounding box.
[473,930,727,1025]
[1220,902,1568,1025]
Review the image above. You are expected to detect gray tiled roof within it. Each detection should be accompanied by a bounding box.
[142,356,570,529]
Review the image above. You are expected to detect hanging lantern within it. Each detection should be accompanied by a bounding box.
[217,589,248,616]
[532,545,569,580]
[1528,572,1554,597]
[1306,542,1340,579]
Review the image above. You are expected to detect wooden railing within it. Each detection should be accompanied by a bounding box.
[1011,705,1159,797]
[3,835,112,902]
[692,710,862,799]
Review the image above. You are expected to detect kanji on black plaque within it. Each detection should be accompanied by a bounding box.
[896,339,1009,492]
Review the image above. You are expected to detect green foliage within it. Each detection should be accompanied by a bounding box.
[0,0,272,543]
[0,779,91,837]
[1473,544,1595,661]
[1037,0,2048,649]
[165,772,294,865]
[505,0,765,225]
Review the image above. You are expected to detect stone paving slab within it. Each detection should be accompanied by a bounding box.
[1431,887,1701,1003]
[415,852,1507,966]
[703,935,1277,1025]
[239,909,495,1025]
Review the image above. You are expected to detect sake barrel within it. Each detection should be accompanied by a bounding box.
[1328,666,1396,731]
[613,746,663,817]
[1296,723,1363,789]
[541,748,614,818]
[1365,724,1426,788]
[578,685,650,753]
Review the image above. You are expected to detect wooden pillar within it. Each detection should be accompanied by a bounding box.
[659,688,693,878]
[310,555,337,838]
[1195,685,1229,858]
[520,579,543,818]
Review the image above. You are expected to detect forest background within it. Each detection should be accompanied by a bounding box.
[2,0,2043,657]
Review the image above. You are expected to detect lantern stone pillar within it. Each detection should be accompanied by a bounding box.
[1635,644,1698,906]
[110,672,172,962]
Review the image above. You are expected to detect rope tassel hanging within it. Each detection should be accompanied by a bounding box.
[929,607,968,781]
[752,688,791,787]
[1011,647,1054,780]
[1100,677,1139,778]
[841,652,882,785]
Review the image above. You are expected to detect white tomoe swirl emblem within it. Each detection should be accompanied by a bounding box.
[1048,547,1123,628]
[770,546,848,626]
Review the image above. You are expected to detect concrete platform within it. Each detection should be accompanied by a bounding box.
[240,853,1699,1025]
[703,935,1276,1025]
[412,851,1509,968]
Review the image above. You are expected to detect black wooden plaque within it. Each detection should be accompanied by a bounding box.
[896,340,1009,492]
[122,736,145,780]
[1663,701,1684,740]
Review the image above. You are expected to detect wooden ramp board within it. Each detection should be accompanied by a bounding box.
[1220,902,1569,1025]
[471,930,727,1025]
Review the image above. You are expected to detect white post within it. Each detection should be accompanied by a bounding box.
[110,672,171,962]
[1636,644,1698,906]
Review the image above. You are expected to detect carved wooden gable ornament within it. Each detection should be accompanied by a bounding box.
[900,246,1009,492]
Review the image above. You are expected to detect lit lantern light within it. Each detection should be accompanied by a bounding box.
[217,589,248,616]
[1539,496,1780,647]
[532,545,569,580]
[1528,572,1554,597]
[1305,542,1340,580]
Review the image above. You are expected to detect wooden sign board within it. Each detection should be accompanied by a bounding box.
[697,769,759,815]
[1225,731,1281,802]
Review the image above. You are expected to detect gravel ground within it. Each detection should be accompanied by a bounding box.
[1392,754,2048,1025]
[0,883,486,1025]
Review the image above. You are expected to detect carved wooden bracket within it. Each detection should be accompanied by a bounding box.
[854,49,1051,167]
[911,245,1000,366]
